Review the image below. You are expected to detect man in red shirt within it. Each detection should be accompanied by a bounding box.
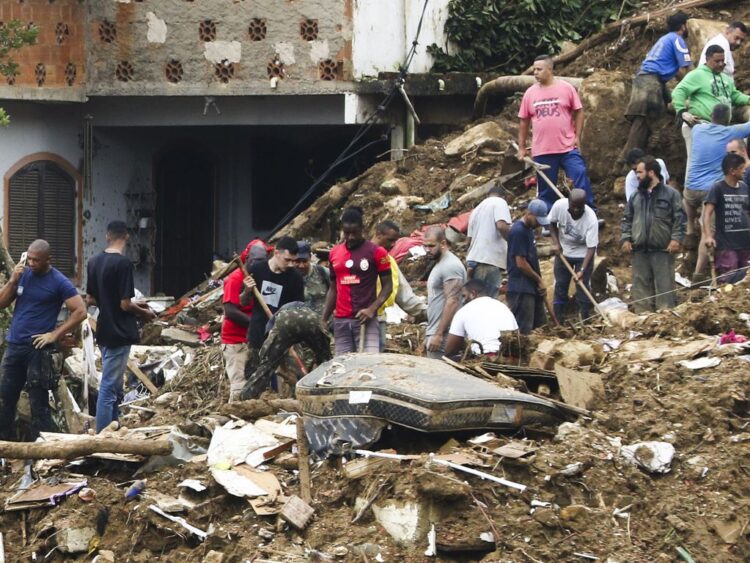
[221,241,268,401]
[517,55,595,211]
[323,207,393,354]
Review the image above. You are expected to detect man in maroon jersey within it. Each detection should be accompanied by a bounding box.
[323,207,393,354]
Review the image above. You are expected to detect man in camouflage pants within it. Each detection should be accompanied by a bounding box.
[240,302,331,400]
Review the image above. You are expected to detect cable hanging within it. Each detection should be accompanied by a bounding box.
[270,0,431,236]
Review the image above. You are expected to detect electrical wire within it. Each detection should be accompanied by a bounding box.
[269,0,431,236]
[571,263,750,328]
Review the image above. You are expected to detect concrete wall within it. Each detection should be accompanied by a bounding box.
[352,0,450,78]
[86,0,353,96]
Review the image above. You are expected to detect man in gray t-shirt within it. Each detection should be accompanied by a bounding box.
[466,187,512,296]
[423,227,467,359]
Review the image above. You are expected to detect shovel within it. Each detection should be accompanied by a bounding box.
[558,254,611,325]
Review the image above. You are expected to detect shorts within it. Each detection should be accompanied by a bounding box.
[471,263,503,294]
[683,188,708,209]
[715,249,750,282]
[625,73,668,120]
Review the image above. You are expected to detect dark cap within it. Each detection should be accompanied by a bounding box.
[296,241,311,260]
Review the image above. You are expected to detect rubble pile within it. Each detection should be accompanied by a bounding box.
[2,2,750,561]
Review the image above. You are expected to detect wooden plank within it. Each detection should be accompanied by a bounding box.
[127,361,159,395]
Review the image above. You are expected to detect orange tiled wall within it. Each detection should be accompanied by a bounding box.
[0,0,85,88]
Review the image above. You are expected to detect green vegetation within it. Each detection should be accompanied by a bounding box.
[0,20,39,126]
[428,0,640,74]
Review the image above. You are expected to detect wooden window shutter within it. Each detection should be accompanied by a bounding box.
[8,161,76,278]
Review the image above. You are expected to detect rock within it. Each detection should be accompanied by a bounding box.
[613,176,626,199]
[686,19,726,62]
[94,551,115,563]
[579,71,630,181]
[161,327,200,345]
[57,526,97,554]
[416,470,471,500]
[380,177,409,196]
[559,504,592,523]
[332,545,349,558]
[258,528,275,540]
[203,551,224,563]
[444,121,507,157]
[665,514,690,534]
[384,195,423,211]
[555,421,585,441]
[530,338,605,370]
[532,508,558,527]
[154,391,180,406]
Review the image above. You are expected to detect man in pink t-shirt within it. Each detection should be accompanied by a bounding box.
[517,55,595,212]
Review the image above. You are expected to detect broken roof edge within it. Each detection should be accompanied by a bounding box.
[2,72,495,102]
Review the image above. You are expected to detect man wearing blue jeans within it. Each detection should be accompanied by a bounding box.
[518,55,596,211]
[548,189,599,322]
[0,239,86,441]
[87,221,155,432]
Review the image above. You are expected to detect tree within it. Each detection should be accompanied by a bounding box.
[0,20,38,126]
[427,0,640,75]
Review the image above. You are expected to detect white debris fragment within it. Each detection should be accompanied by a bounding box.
[620,441,675,474]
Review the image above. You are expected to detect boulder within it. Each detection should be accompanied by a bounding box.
[579,70,630,181]
[57,525,97,554]
[444,121,508,157]
[686,19,726,63]
[380,177,409,196]
[613,176,626,199]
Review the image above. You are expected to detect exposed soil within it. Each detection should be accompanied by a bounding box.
[2,2,750,561]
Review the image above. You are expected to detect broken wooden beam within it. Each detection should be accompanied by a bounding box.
[0,437,172,460]
[220,398,300,420]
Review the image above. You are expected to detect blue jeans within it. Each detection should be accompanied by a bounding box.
[0,342,56,440]
[553,255,594,321]
[533,149,595,211]
[96,345,131,432]
[471,263,503,296]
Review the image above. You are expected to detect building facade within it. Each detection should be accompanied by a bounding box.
[0,0,476,296]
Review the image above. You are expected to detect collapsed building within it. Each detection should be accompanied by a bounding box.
[0,0,482,296]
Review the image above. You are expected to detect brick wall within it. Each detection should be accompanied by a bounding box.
[0,0,85,89]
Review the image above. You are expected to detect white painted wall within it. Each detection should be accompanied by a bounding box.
[352,0,450,78]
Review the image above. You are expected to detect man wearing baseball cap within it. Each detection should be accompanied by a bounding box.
[506,199,550,334]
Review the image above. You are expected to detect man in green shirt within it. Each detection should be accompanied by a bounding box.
[672,44,750,175]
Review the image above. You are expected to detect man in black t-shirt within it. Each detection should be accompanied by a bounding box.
[87,221,155,432]
[240,236,305,360]
[704,153,750,283]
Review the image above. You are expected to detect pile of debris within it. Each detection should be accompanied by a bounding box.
[2,3,750,561]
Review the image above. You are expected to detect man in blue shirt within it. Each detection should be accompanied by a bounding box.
[0,239,86,441]
[507,199,550,335]
[684,103,750,280]
[623,11,693,157]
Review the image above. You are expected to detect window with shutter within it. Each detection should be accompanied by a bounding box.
[7,161,76,278]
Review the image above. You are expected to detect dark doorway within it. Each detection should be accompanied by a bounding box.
[154,145,215,297]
